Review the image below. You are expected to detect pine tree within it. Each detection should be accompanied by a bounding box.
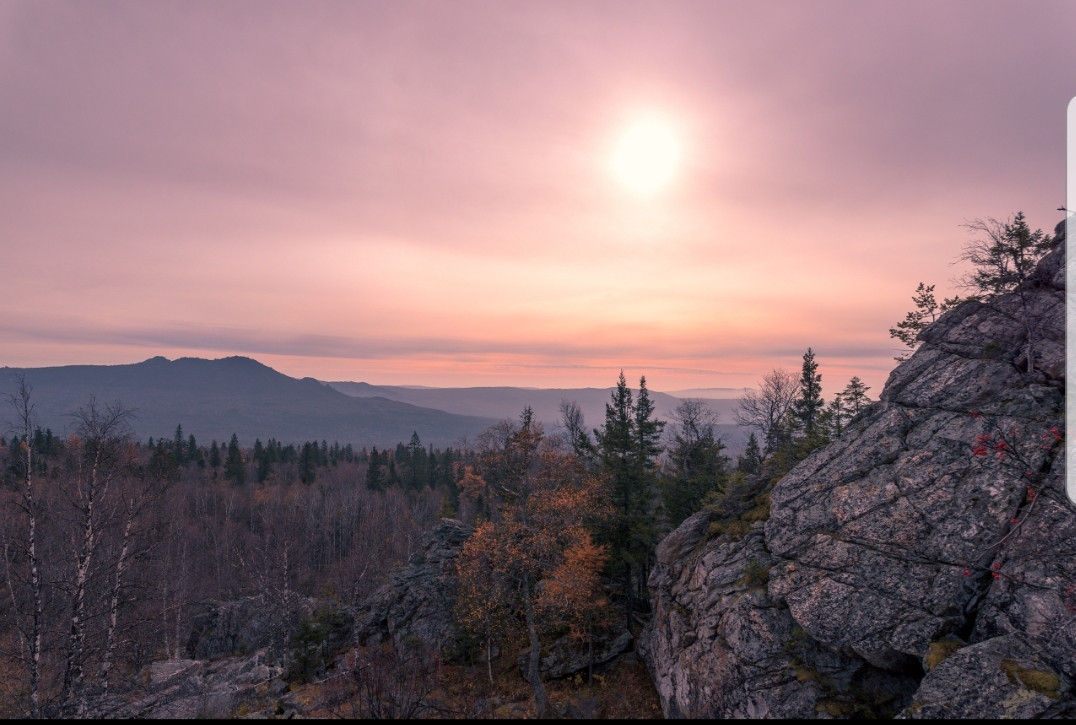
[889,283,941,362]
[841,376,872,415]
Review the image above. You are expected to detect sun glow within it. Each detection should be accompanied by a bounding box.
[610,118,682,195]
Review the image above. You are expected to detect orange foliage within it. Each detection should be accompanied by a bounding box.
[456,465,488,504]
[454,412,612,708]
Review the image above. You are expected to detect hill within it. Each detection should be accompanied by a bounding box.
[0,356,496,448]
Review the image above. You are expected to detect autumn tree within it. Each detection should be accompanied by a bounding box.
[454,409,609,718]
[534,536,611,684]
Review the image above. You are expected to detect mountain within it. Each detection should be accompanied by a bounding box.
[0,356,496,449]
[327,381,749,455]
[639,223,1073,717]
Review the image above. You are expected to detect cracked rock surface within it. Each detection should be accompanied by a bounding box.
[641,223,1074,718]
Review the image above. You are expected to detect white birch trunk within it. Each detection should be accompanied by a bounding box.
[98,512,134,695]
[62,448,104,717]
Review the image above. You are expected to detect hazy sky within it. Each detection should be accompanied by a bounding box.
[2,0,1073,395]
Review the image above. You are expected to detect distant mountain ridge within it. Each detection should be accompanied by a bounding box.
[0,356,750,454]
[0,357,497,449]
[327,381,748,455]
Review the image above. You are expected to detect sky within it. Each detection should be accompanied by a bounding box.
[2,0,1073,397]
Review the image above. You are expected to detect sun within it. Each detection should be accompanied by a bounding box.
[610,119,681,196]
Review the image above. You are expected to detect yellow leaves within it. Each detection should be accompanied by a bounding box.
[455,420,613,651]
[457,465,488,504]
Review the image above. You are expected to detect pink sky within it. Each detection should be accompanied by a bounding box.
[2,1,1072,397]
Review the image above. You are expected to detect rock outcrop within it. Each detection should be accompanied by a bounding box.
[352,517,474,652]
[87,649,293,719]
[642,223,1074,718]
[185,594,317,661]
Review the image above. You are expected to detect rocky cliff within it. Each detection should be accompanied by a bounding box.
[640,223,1074,718]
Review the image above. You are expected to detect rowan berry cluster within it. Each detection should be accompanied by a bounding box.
[961,412,1065,590]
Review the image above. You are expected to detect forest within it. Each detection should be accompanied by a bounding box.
[0,356,870,717]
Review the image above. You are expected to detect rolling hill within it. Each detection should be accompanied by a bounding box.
[0,356,751,455]
[0,357,497,449]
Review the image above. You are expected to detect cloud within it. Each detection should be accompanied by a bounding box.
[1,1,1071,392]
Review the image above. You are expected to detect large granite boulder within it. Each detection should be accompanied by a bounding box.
[352,517,474,652]
[641,223,1074,717]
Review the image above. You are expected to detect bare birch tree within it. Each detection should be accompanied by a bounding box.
[4,376,44,718]
[58,398,136,716]
[733,368,799,455]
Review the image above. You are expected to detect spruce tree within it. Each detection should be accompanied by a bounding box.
[792,348,824,438]
[299,442,317,484]
[737,432,763,477]
[173,424,186,466]
[224,434,245,485]
[594,371,665,630]
[663,399,727,527]
[827,391,846,437]
[366,447,385,491]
